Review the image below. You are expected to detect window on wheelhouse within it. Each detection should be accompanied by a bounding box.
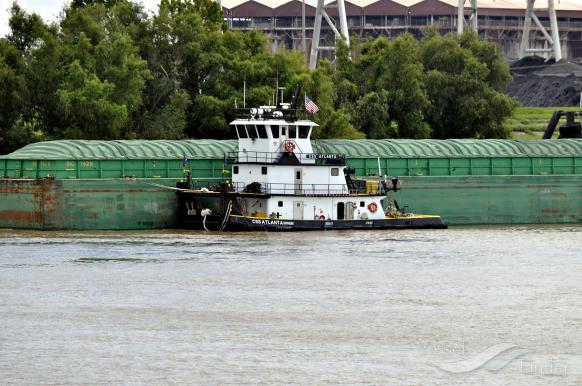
[298,126,310,139]
[257,125,268,139]
[235,125,248,138]
[246,125,258,139]
[271,125,280,138]
[288,126,296,139]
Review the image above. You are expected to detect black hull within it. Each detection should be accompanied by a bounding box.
[175,190,447,232]
[181,215,447,232]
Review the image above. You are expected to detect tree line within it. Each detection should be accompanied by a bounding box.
[0,0,517,154]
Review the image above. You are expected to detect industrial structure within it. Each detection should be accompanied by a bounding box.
[221,0,582,61]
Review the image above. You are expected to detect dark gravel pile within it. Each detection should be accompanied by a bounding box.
[510,55,555,70]
[504,56,582,107]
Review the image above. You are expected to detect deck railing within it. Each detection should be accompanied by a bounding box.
[233,181,384,196]
[228,151,346,165]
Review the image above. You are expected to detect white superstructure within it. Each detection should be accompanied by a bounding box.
[229,107,388,221]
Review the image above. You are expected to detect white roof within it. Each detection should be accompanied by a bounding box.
[222,0,252,9]
[222,0,582,11]
[231,119,318,126]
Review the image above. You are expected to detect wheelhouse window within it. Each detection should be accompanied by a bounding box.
[261,166,268,175]
[246,125,258,139]
[233,166,239,174]
[271,125,280,138]
[360,201,365,207]
[331,168,339,176]
[257,125,268,139]
[236,125,248,138]
[288,126,296,139]
[278,201,283,207]
[298,126,310,139]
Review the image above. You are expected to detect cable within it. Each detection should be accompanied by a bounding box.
[201,208,212,232]
[219,200,233,232]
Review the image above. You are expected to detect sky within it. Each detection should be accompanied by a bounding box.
[0,0,159,37]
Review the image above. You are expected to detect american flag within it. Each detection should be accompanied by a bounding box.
[304,95,319,114]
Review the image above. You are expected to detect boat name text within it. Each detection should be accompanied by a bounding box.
[251,219,294,226]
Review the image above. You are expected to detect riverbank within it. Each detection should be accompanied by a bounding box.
[509,107,581,139]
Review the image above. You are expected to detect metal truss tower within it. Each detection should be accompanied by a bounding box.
[309,0,350,69]
[457,0,478,35]
[519,0,562,61]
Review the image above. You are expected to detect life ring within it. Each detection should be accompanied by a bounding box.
[284,140,296,153]
[319,215,326,220]
[318,210,326,220]
[367,202,378,213]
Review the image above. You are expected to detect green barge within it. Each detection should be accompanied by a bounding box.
[2,139,582,229]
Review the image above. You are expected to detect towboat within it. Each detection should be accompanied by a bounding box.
[176,92,446,231]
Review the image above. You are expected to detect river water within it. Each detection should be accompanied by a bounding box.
[0,226,581,385]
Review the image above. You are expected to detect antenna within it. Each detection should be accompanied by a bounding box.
[243,76,246,108]
[275,74,279,106]
[290,84,301,110]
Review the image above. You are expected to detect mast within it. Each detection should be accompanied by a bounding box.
[289,84,302,111]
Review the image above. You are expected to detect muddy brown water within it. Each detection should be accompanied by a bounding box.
[1,226,581,385]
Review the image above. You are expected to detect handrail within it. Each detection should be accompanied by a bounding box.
[234,181,385,196]
[228,151,345,165]
[179,179,385,196]
[232,108,313,121]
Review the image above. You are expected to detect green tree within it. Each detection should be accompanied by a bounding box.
[459,31,512,90]
[0,40,25,131]
[294,60,363,139]
[352,91,395,138]
[70,0,122,9]
[139,90,190,139]
[141,0,230,138]
[56,60,128,139]
[54,3,150,138]
[0,0,519,152]
[379,35,430,138]
[0,5,51,153]
[0,39,30,154]
[348,35,430,138]
[421,33,517,138]
[7,2,48,51]
[24,24,65,139]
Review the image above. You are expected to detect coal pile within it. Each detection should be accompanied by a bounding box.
[505,56,582,107]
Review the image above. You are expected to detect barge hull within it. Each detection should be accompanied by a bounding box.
[2,174,582,229]
[0,178,177,230]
